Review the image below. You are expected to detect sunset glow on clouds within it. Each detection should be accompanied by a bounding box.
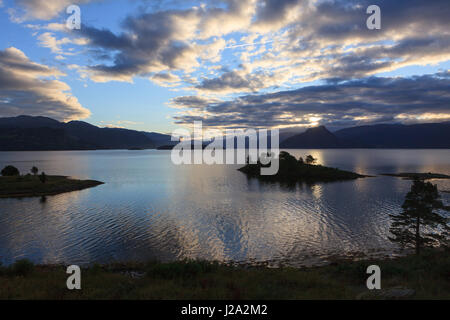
[0,0,449,131]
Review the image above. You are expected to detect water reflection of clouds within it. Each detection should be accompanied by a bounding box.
[1,150,449,266]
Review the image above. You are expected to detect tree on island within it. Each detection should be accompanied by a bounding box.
[1,165,20,176]
[389,179,450,255]
[39,172,47,184]
[305,155,317,165]
[31,166,39,176]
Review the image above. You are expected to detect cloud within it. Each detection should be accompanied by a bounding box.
[72,1,258,82]
[170,95,219,109]
[251,0,304,32]
[37,32,89,55]
[11,0,96,21]
[195,69,277,93]
[186,0,450,95]
[69,0,450,101]
[78,8,205,82]
[150,72,182,87]
[13,0,448,128]
[173,71,450,129]
[0,47,90,121]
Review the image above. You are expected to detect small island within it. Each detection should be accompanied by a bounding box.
[381,172,450,180]
[238,151,367,183]
[156,145,175,150]
[0,165,104,198]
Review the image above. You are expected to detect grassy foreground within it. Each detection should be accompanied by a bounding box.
[0,175,104,198]
[0,249,449,300]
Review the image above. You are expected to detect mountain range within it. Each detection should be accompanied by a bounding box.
[280,123,450,148]
[0,115,174,151]
[0,115,449,150]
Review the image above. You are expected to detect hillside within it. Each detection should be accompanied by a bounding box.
[280,126,341,148]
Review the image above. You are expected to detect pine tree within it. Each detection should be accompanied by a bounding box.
[39,172,47,184]
[31,166,39,175]
[305,155,317,165]
[389,179,450,254]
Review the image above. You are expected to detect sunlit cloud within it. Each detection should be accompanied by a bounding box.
[0,47,90,121]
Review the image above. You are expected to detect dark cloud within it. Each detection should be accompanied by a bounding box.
[196,70,271,92]
[254,0,301,25]
[171,96,214,109]
[78,8,200,81]
[173,72,450,129]
[291,0,450,42]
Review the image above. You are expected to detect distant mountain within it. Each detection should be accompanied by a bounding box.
[280,126,341,148]
[281,122,450,149]
[0,115,156,151]
[142,132,177,147]
[334,123,450,148]
[2,116,449,150]
[63,120,156,150]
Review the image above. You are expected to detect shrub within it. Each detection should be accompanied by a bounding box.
[1,165,20,176]
[11,259,34,276]
[31,166,39,175]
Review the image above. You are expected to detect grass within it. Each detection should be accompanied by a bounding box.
[0,174,104,198]
[0,249,448,300]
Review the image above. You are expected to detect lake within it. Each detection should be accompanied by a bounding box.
[0,149,449,267]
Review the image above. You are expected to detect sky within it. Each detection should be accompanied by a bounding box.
[0,0,449,133]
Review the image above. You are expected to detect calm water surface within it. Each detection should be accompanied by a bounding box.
[0,149,449,266]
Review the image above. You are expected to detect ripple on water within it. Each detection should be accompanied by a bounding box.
[0,149,449,266]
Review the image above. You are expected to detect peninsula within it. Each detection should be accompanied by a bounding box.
[0,174,104,198]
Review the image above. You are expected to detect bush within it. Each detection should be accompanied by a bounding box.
[11,259,34,276]
[1,165,20,176]
[146,260,219,279]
